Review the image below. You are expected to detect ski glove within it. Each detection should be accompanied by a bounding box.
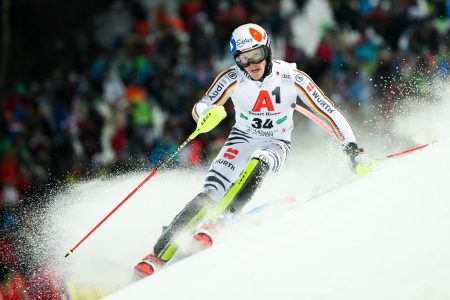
[343,142,375,177]
[196,105,227,134]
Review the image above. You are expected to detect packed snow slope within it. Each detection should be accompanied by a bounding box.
[42,86,450,299]
[105,143,450,300]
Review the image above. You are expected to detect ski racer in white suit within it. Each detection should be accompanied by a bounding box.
[134,23,374,277]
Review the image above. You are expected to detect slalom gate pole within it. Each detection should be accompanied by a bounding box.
[291,103,433,161]
[65,106,227,258]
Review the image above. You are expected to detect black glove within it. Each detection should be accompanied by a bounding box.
[343,142,375,176]
[343,142,364,165]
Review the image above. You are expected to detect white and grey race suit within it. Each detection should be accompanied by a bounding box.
[192,60,356,201]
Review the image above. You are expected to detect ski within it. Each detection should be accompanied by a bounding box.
[242,195,297,218]
[135,195,298,277]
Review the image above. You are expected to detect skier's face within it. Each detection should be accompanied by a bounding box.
[244,60,267,81]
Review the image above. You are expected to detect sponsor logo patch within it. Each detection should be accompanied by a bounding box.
[312,90,334,114]
[236,38,253,49]
[249,27,263,42]
[252,90,275,112]
[240,113,249,120]
[217,159,235,170]
[245,128,275,137]
[228,71,237,80]
[224,147,239,160]
[210,82,225,99]
[306,82,315,92]
[276,116,288,124]
[295,74,304,83]
[230,37,237,53]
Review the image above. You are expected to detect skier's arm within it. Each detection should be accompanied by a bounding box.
[293,69,356,145]
[192,67,237,122]
[292,68,374,175]
[343,142,375,176]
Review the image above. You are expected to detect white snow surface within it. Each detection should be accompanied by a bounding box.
[106,140,450,300]
[42,88,450,300]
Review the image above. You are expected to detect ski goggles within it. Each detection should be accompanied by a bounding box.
[234,46,268,68]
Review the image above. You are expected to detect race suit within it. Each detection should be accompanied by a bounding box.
[192,60,356,202]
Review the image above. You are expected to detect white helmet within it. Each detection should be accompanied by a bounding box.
[230,23,271,56]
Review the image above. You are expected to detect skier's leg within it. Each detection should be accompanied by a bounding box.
[137,132,251,272]
[215,142,289,216]
[153,192,214,261]
[134,192,214,276]
[222,157,269,214]
[147,155,265,262]
[192,157,268,247]
[191,142,289,248]
[136,136,288,275]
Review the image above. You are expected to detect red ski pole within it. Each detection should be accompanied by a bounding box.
[64,144,184,258]
[65,106,227,257]
[291,103,434,161]
[376,142,433,161]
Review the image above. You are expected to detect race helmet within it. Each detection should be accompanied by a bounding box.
[230,23,272,68]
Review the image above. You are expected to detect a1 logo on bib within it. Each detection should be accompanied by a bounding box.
[252,90,274,112]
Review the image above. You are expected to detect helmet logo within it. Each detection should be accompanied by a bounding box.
[249,27,263,42]
[230,36,237,53]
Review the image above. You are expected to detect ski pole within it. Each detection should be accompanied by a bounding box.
[376,142,433,161]
[65,106,227,258]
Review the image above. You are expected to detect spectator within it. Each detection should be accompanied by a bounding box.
[1,0,449,298]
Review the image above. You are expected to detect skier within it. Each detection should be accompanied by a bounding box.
[134,23,374,277]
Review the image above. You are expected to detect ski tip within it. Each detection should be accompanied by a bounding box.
[65,250,73,258]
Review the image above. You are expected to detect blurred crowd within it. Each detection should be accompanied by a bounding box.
[1,0,449,298]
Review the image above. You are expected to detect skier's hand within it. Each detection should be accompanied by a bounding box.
[196,105,227,135]
[344,142,375,177]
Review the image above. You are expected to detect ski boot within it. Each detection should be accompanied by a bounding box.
[134,253,164,277]
[192,223,214,248]
[191,212,232,249]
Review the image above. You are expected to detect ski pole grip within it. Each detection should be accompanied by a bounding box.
[190,105,227,139]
